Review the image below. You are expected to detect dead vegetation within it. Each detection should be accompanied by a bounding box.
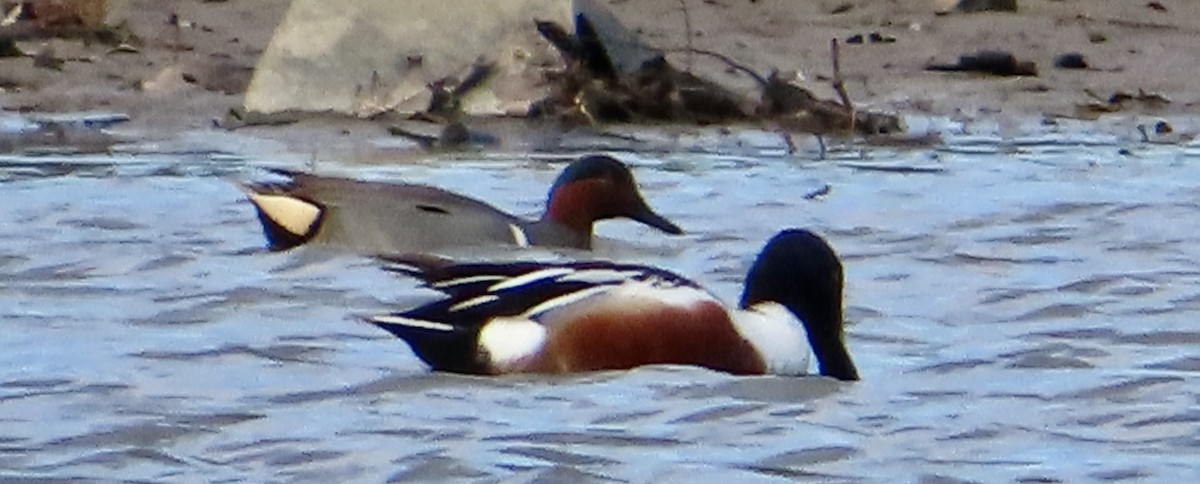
[526,15,902,138]
[0,0,137,76]
[399,11,904,153]
[1,0,130,44]
[1070,88,1171,119]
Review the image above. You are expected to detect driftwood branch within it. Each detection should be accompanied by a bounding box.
[829,38,856,134]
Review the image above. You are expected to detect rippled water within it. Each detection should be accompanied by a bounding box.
[3,128,1200,482]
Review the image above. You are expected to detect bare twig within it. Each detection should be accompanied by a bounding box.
[678,0,694,72]
[663,46,768,86]
[452,61,496,98]
[780,128,797,155]
[1136,124,1150,143]
[829,38,856,133]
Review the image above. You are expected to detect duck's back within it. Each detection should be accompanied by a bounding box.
[284,174,527,255]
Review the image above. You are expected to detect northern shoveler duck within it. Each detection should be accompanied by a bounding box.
[241,155,683,255]
[366,229,859,381]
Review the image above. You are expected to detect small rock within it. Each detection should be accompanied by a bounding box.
[846,32,895,45]
[32,46,64,71]
[141,65,190,94]
[957,0,1018,12]
[868,32,896,43]
[0,38,22,57]
[829,3,854,14]
[198,60,254,94]
[1054,53,1088,69]
[926,50,1037,76]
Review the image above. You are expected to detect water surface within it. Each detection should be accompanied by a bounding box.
[2,131,1199,482]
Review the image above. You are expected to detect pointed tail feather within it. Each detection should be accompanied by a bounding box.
[365,314,488,374]
[377,254,456,279]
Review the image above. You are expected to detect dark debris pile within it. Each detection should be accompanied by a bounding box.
[416,14,903,138]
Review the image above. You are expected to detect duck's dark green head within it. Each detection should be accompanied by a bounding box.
[543,155,683,236]
[740,229,859,381]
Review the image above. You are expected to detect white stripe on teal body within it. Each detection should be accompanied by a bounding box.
[508,224,530,247]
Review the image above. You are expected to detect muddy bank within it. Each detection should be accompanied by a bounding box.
[610,0,1200,121]
[2,0,1198,146]
[0,0,289,135]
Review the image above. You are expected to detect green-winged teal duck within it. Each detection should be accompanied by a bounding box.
[242,155,683,255]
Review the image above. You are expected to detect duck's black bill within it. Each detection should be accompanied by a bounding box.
[631,207,684,235]
[816,341,859,382]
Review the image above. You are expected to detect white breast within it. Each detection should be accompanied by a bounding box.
[730,302,811,376]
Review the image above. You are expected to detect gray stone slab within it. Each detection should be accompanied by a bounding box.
[243,0,573,117]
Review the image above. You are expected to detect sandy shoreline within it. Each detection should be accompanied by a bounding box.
[2,0,1198,147]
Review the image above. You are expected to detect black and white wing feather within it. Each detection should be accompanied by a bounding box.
[378,256,699,322]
